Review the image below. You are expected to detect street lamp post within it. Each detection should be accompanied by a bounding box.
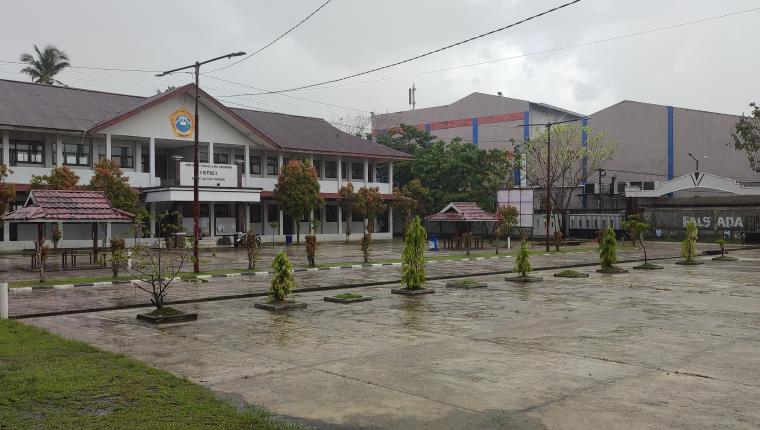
[688,152,706,172]
[157,52,245,273]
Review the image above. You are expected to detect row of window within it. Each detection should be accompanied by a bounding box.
[252,204,365,224]
[243,156,389,182]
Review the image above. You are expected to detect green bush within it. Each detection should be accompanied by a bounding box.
[681,221,698,262]
[401,216,427,290]
[514,238,532,277]
[599,227,618,269]
[715,238,726,257]
[269,251,296,302]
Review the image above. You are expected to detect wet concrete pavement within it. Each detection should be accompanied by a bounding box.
[23,247,760,429]
[7,241,718,317]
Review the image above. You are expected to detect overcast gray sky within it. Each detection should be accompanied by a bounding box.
[0,0,757,122]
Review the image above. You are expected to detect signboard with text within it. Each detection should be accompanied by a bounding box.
[179,162,237,187]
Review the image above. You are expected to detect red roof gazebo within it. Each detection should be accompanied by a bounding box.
[424,202,498,246]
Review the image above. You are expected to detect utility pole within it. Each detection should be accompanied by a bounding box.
[157,51,245,273]
[597,168,606,213]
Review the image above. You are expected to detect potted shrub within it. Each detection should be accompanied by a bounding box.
[676,221,703,265]
[245,231,262,270]
[597,227,628,273]
[506,237,542,282]
[712,238,737,261]
[623,213,662,270]
[255,251,306,310]
[392,216,434,296]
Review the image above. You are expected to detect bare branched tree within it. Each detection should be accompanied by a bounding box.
[332,112,372,139]
[115,239,189,310]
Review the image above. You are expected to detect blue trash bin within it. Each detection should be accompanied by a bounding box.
[429,234,439,251]
[285,235,293,245]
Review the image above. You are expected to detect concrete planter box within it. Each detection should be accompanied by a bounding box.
[553,270,589,278]
[505,276,543,283]
[136,309,197,324]
[633,263,664,270]
[254,301,308,311]
[324,296,372,304]
[712,255,738,262]
[391,288,435,296]
[445,280,488,289]
[596,266,629,274]
[675,260,704,266]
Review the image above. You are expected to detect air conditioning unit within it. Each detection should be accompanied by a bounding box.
[584,183,599,194]
[642,181,660,191]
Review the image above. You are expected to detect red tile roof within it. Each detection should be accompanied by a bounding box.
[3,190,135,222]
[425,202,497,222]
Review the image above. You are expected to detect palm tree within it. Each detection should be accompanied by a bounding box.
[19,44,70,85]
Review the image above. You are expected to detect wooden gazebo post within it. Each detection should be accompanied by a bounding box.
[92,222,99,262]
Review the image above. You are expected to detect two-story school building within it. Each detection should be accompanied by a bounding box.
[0,79,411,249]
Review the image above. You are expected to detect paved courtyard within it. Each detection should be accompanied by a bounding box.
[23,247,760,429]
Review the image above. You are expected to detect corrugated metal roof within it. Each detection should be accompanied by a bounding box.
[3,189,134,222]
[0,79,411,159]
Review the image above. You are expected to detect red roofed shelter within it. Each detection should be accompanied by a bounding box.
[3,189,134,263]
[424,202,497,249]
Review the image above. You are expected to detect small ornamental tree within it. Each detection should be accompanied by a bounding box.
[494,206,518,254]
[0,164,16,214]
[245,231,262,270]
[716,239,726,257]
[354,186,386,263]
[338,182,356,244]
[622,213,657,268]
[462,231,473,256]
[305,219,319,267]
[110,237,125,278]
[30,166,79,189]
[269,251,296,302]
[599,227,618,270]
[514,238,532,278]
[90,159,139,214]
[34,238,49,282]
[401,216,427,290]
[52,224,62,249]
[681,221,698,263]
[269,221,279,244]
[274,160,323,244]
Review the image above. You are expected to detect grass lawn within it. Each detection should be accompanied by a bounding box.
[0,320,303,430]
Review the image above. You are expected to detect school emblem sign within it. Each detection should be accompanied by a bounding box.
[170,107,194,138]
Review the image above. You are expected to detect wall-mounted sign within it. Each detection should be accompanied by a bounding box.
[179,162,237,187]
[170,107,194,138]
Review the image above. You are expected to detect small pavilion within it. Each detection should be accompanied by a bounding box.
[424,202,498,248]
[2,189,134,265]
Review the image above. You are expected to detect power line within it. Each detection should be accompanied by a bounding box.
[0,59,160,74]
[224,0,582,96]
[207,0,334,73]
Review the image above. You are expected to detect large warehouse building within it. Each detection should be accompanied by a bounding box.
[374,93,760,241]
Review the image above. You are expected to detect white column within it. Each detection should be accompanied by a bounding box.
[278,152,284,171]
[106,222,112,242]
[389,161,394,188]
[135,142,142,173]
[56,135,63,167]
[337,156,342,188]
[278,209,284,235]
[0,282,8,320]
[363,158,369,186]
[149,137,156,185]
[105,133,112,161]
[149,202,156,238]
[244,144,250,177]
[1,130,9,166]
[389,206,394,236]
[3,221,9,242]
[208,141,214,163]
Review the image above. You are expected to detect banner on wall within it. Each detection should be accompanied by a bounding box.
[179,162,237,187]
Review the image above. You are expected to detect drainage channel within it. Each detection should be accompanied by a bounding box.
[9,254,688,320]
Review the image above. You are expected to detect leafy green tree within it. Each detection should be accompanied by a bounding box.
[354,186,386,263]
[30,166,80,190]
[730,103,760,173]
[0,164,16,214]
[274,160,323,244]
[623,213,651,264]
[599,227,618,269]
[19,44,70,85]
[89,159,138,213]
[494,206,518,254]
[681,221,698,262]
[337,182,355,244]
[514,238,532,277]
[269,251,296,302]
[401,216,427,290]
[391,178,430,235]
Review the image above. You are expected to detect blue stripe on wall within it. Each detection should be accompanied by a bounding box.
[667,106,674,181]
[581,118,588,209]
[471,117,478,145]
